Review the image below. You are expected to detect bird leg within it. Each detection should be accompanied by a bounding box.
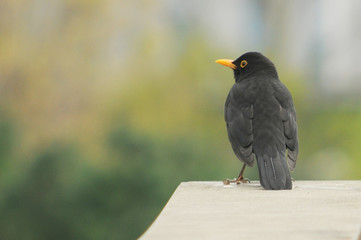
[223,163,250,185]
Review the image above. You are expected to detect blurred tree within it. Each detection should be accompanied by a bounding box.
[0,144,84,240]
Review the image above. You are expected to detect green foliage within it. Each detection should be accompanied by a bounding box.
[0,145,82,240]
[0,124,230,240]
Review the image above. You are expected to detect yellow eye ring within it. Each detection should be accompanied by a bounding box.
[240,60,248,68]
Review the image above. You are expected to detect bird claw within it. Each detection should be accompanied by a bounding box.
[239,178,251,184]
[223,178,231,185]
[223,177,250,185]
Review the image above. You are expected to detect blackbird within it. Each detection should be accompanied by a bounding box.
[216,52,298,190]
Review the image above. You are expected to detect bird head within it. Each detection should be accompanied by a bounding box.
[216,52,278,82]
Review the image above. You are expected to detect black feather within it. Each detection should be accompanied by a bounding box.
[223,52,298,190]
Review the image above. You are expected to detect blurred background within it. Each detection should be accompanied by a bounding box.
[1,0,361,239]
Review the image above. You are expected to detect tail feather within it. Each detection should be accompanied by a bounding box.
[257,152,292,190]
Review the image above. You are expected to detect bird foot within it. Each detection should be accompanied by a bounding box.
[223,177,250,185]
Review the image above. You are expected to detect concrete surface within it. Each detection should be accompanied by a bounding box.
[139,181,361,240]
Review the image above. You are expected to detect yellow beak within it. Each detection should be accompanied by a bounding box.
[215,59,236,69]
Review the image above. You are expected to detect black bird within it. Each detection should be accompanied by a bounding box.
[216,52,298,190]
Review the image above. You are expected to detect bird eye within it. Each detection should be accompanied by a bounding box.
[240,60,248,68]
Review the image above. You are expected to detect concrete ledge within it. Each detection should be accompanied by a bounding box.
[140,181,361,240]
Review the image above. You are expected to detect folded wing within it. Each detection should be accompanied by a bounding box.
[225,97,255,166]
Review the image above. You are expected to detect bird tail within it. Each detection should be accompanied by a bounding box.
[256,151,292,190]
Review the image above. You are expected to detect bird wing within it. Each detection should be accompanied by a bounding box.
[225,94,255,166]
[275,83,298,171]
